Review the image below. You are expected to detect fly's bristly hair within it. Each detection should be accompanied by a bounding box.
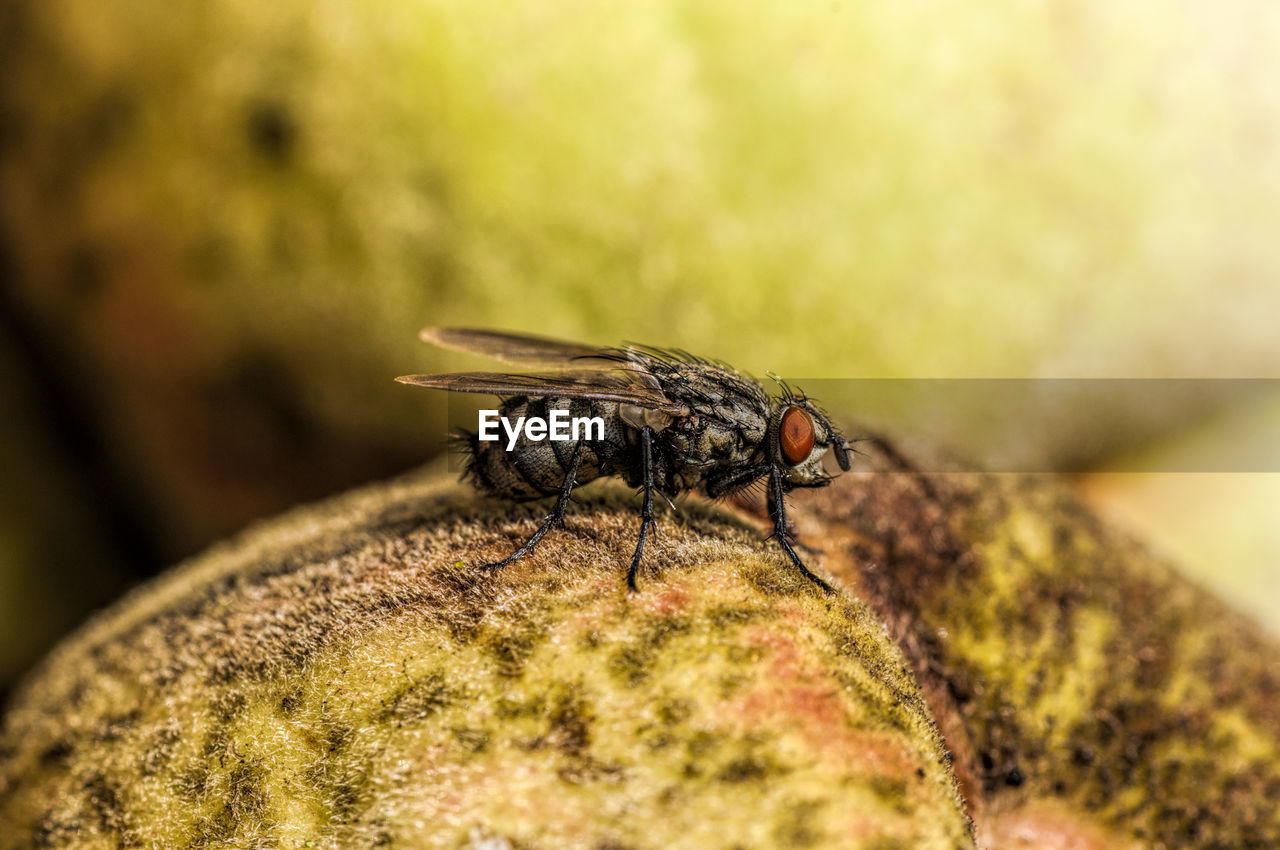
[398,328,853,593]
[448,427,489,492]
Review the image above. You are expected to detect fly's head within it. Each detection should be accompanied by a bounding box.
[768,395,852,489]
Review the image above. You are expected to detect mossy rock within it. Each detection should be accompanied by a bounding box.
[3,438,1278,848]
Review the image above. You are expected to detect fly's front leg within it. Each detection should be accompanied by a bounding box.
[481,441,585,572]
[626,426,658,592]
[767,469,835,594]
[713,465,819,554]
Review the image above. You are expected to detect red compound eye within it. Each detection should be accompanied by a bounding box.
[779,406,815,466]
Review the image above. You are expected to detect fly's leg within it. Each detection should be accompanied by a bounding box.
[708,463,823,550]
[767,470,835,594]
[626,426,658,592]
[726,486,821,555]
[481,441,584,572]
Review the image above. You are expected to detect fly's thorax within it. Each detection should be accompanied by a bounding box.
[661,402,770,481]
[636,364,769,489]
[656,364,771,437]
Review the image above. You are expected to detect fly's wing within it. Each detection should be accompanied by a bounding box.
[410,328,682,412]
[419,327,616,368]
[395,370,690,416]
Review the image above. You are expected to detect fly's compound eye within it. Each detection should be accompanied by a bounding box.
[779,406,816,466]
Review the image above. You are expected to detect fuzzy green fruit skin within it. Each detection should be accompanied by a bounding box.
[5,438,1280,846]
[0,474,972,849]
[810,449,1280,848]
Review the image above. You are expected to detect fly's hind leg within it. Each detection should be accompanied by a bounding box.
[766,470,835,594]
[626,426,658,592]
[481,441,585,573]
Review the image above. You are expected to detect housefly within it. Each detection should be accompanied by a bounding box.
[397,328,852,592]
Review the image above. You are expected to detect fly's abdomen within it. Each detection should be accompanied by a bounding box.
[465,397,629,501]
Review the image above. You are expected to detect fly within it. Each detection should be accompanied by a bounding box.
[397,328,852,593]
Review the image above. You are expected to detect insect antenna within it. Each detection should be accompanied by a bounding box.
[835,433,877,462]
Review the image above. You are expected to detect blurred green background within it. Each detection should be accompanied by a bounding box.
[2,0,1278,701]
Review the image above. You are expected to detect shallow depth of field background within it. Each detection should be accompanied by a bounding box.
[1,0,1278,701]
